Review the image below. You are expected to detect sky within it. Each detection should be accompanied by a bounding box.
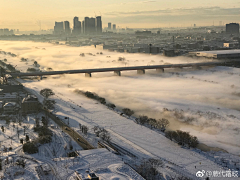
[0,0,240,30]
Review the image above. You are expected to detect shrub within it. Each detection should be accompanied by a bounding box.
[122,108,134,117]
[23,142,38,154]
[27,68,37,72]
[38,135,52,144]
[85,91,95,98]
[107,103,116,109]
[68,151,77,157]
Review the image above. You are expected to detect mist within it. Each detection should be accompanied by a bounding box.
[0,40,240,155]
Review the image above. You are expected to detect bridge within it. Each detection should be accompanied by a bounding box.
[7,61,234,78]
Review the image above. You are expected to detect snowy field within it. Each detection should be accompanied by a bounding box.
[0,40,240,179]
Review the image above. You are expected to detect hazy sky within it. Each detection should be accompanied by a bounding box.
[0,0,240,30]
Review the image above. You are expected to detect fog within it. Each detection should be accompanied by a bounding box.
[0,41,240,155]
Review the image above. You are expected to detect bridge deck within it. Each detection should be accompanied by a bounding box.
[9,61,228,77]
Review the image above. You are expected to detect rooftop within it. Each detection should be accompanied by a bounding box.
[195,49,240,55]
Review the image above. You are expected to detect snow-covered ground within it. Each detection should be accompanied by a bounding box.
[1,40,240,179]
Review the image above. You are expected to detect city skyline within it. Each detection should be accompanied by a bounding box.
[0,0,240,30]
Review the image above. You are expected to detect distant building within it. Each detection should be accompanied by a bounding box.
[135,30,152,36]
[108,22,111,30]
[0,28,14,36]
[21,95,39,114]
[64,21,71,35]
[226,23,239,34]
[223,42,239,48]
[54,22,64,35]
[72,17,81,35]
[163,49,175,57]
[113,24,116,31]
[96,16,102,34]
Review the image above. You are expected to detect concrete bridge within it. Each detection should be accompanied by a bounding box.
[8,61,233,78]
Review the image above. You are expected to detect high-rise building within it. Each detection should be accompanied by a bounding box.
[84,17,90,34]
[73,17,81,35]
[82,21,85,34]
[96,16,102,34]
[64,21,71,35]
[89,17,96,34]
[226,23,239,34]
[113,24,116,31]
[84,17,97,34]
[54,22,64,35]
[108,23,111,30]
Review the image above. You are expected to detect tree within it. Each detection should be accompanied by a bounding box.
[138,115,148,125]
[41,116,49,127]
[157,118,170,131]
[23,142,38,154]
[40,88,55,98]
[43,99,55,109]
[35,117,40,128]
[148,118,157,128]
[33,61,38,67]
[1,126,4,133]
[5,117,10,127]
[136,159,163,180]
[122,108,134,117]
[20,139,23,144]
[25,135,29,142]
[99,129,111,142]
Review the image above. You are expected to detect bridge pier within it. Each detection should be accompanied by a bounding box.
[156,68,164,73]
[114,71,121,76]
[137,69,145,75]
[85,73,92,77]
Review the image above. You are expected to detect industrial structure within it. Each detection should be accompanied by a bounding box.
[189,49,240,59]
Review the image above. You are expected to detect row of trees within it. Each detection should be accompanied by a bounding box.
[0,51,17,57]
[165,130,199,148]
[84,91,106,104]
[0,60,17,72]
[136,116,170,131]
